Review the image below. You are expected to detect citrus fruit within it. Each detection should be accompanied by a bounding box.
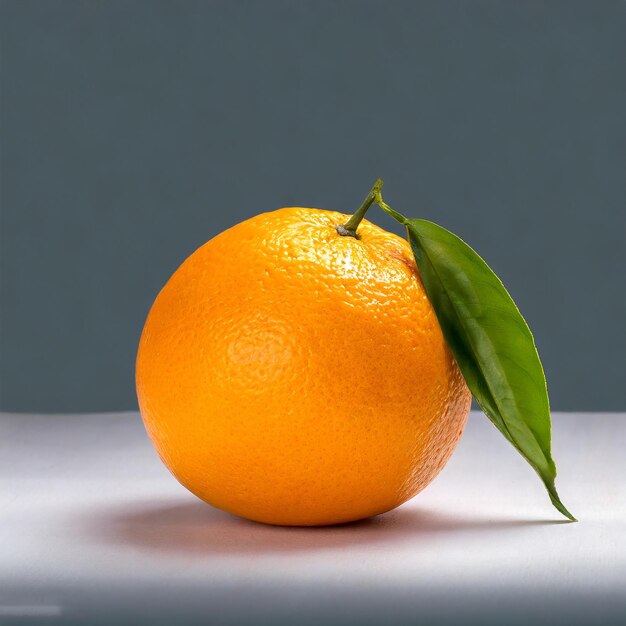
[136,206,471,526]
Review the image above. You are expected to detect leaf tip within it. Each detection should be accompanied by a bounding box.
[547,481,577,522]
[556,504,577,523]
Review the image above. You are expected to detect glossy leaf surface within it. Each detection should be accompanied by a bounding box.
[380,203,575,521]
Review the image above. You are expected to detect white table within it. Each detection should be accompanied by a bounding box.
[1,411,624,625]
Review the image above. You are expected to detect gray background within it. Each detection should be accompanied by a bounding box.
[1,0,624,413]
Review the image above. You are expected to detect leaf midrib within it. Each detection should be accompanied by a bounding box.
[409,225,534,460]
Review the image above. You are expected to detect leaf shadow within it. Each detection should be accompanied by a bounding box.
[84,498,571,557]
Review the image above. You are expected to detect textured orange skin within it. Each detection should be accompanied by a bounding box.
[136,208,471,526]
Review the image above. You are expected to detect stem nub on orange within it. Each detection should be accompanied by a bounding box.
[136,207,471,526]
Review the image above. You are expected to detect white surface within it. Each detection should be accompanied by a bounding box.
[1,411,625,625]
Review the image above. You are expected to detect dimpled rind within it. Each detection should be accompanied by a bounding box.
[136,208,471,526]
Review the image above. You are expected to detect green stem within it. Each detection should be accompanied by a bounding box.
[336,178,384,238]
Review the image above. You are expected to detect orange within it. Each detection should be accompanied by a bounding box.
[136,208,471,526]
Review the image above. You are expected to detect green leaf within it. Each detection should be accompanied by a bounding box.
[379,203,575,521]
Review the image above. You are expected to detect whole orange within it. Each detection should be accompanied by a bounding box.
[136,208,471,526]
